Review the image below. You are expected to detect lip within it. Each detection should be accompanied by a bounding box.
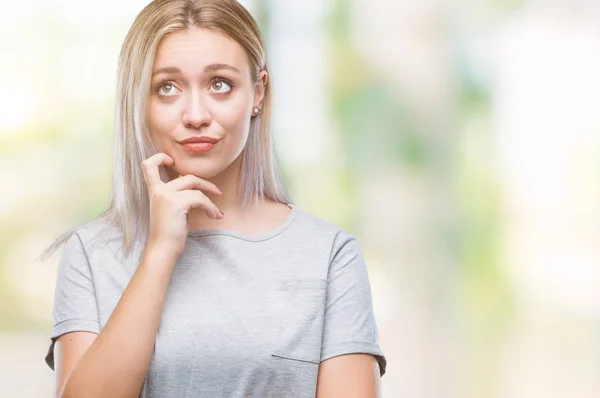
[177,136,220,153]
[177,136,220,145]
[180,142,217,153]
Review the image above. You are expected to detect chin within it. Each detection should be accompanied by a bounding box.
[173,159,229,180]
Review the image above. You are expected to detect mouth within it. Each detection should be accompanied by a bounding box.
[179,141,218,153]
[177,136,220,153]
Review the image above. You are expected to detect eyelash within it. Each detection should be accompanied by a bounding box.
[154,78,234,97]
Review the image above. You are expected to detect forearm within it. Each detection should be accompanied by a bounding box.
[61,246,177,398]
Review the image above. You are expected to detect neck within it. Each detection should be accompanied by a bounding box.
[165,152,265,229]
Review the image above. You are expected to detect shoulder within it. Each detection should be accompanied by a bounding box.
[291,204,358,255]
[61,217,128,263]
[73,217,121,250]
[60,216,144,275]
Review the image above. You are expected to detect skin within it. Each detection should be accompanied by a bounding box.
[317,354,382,397]
[53,26,381,397]
[147,26,290,233]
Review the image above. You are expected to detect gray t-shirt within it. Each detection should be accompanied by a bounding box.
[45,203,387,397]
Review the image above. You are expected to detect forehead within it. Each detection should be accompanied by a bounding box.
[153,27,250,75]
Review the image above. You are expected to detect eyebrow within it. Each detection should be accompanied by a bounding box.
[151,63,241,78]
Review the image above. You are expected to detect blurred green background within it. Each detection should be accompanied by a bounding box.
[2,0,600,396]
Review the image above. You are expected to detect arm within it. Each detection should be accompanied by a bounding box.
[57,245,177,398]
[52,153,223,397]
[316,233,387,396]
[54,331,97,398]
[316,354,382,398]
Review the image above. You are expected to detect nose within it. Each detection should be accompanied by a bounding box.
[182,90,211,129]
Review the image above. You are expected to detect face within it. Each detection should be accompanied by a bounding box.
[147,27,266,180]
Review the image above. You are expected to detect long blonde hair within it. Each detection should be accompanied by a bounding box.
[39,0,291,263]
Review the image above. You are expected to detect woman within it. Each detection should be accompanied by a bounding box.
[41,0,387,397]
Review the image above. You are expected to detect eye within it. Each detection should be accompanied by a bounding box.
[210,78,233,94]
[156,81,179,97]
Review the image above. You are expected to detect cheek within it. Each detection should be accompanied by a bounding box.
[148,100,177,142]
[214,96,251,132]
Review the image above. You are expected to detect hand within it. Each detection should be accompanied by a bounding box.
[141,152,224,258]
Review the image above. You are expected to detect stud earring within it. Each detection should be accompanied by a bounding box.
[252,106,261,116]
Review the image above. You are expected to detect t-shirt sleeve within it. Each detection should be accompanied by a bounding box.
[320,233,387,377]
[44,231,100,371]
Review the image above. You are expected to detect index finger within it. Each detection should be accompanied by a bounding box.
[141,153,174,191]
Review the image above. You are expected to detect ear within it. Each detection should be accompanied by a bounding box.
[253,69,268,108]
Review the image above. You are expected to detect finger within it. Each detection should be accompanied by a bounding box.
[167,174,222,195]
[178,191,223,218]
[142,153,174,191]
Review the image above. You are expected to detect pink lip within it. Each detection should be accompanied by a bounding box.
[178,136,220,144]
[180,142,217,153]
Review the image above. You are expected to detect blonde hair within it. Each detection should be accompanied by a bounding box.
[39,0,291,263]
